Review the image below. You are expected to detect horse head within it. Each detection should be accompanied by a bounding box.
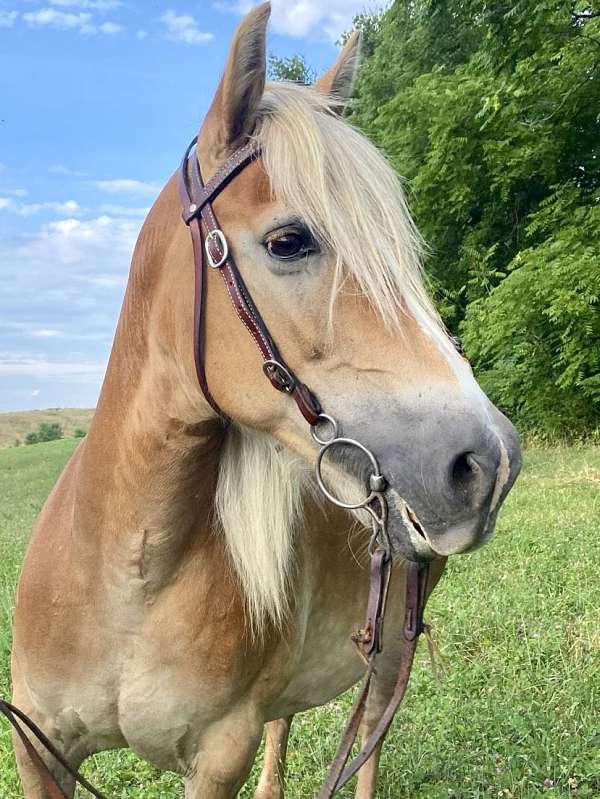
[189,3,520,564]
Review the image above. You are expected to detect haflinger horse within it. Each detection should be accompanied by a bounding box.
[10,4,521,798]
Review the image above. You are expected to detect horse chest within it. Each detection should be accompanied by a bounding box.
[114,558,371,764]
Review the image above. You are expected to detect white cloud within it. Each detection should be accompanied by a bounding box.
[0,354,106,380]
[19,200,82,216]
[93,178,159,196]
[49,0,121,8]
[30,329,64,338]
[220,1,386,42]
[23,7,123,35]
[48,164,87,177]
[137,29,147,40]
[89,273,126,288]
[0,10,18,28]
[0,197,82,215]
[2,188,28,197]
[14,215,138,267]
[99,203,150,217]
[160,10,213,45]
[98,20,121,34]
[23,8,96,33]
[0,211,139,408]
[0,215,138,398]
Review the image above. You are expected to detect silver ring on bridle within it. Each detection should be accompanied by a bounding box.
[311,414,391,557]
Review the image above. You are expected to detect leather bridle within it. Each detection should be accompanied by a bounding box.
[178,137,430,797]
[0,137,430,799]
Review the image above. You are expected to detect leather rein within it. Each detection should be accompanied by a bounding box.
[0,138,429,799]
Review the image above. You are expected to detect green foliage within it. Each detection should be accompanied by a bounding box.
[25,422,63,445]
[267,53,316,84]
[347,1,600,437]
[74,427,87,438]
[462,183,600,436]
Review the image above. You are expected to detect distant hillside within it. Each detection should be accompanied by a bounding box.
[0,408,95,448]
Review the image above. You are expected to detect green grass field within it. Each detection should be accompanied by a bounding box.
[0,441,598,798]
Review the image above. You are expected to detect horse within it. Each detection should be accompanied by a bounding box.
[10,4,521,797]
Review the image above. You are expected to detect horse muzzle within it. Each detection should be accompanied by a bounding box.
[381,405,522,560]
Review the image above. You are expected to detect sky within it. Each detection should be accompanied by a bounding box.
[0,0,380,412]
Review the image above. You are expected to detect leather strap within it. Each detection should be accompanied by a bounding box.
[178,140,228,418]
[182,140,257,224]
[178,138,323,426]
[315,561,428,798]
[0,700,107,799]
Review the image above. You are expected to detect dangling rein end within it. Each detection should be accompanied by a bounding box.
[316,560,430,799]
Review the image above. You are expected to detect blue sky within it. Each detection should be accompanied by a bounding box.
[0,0,379,412]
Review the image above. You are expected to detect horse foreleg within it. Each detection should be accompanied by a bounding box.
[184,706,263,799]
[352,676,392,799]
[253,716,293,799]
[11,689,85,799]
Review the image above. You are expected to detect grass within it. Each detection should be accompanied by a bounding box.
[0,442,598,798]
[0,409,95,449]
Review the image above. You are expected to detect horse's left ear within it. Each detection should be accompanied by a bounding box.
[314,31,361,110]
[200,3,270,159]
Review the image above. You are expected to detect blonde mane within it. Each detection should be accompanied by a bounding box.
[215,425,313,637]
[254,82,443,334]
[216,82,446,634]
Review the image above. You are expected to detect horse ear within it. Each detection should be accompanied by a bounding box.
[314,31,361,110]
[200,3,270,159]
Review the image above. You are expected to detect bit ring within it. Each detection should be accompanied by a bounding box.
[315,437,386,510]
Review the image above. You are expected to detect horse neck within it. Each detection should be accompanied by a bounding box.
[74,177,225,581]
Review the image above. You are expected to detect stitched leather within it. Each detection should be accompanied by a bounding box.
[179,138,322,426]
[177,141,229,419]
[178,138,427,799]
[183,141,257,224]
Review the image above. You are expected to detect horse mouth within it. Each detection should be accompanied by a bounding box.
[406,505,426,539]
[393,495,437,559]
[391,490,501,559]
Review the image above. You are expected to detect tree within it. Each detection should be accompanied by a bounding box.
[347,1,600,437]
[267,53,316,84]
[25,422,64,445]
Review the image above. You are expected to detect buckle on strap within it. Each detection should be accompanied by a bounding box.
[205,229,229,268]
[263,359,296,393]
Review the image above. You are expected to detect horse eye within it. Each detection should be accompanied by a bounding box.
[266,233,309,260]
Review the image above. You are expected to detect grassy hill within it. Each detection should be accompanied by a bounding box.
[0,408,95,448]
[0,441,598,797]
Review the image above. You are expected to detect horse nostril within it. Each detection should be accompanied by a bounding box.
[451,451,480,500]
